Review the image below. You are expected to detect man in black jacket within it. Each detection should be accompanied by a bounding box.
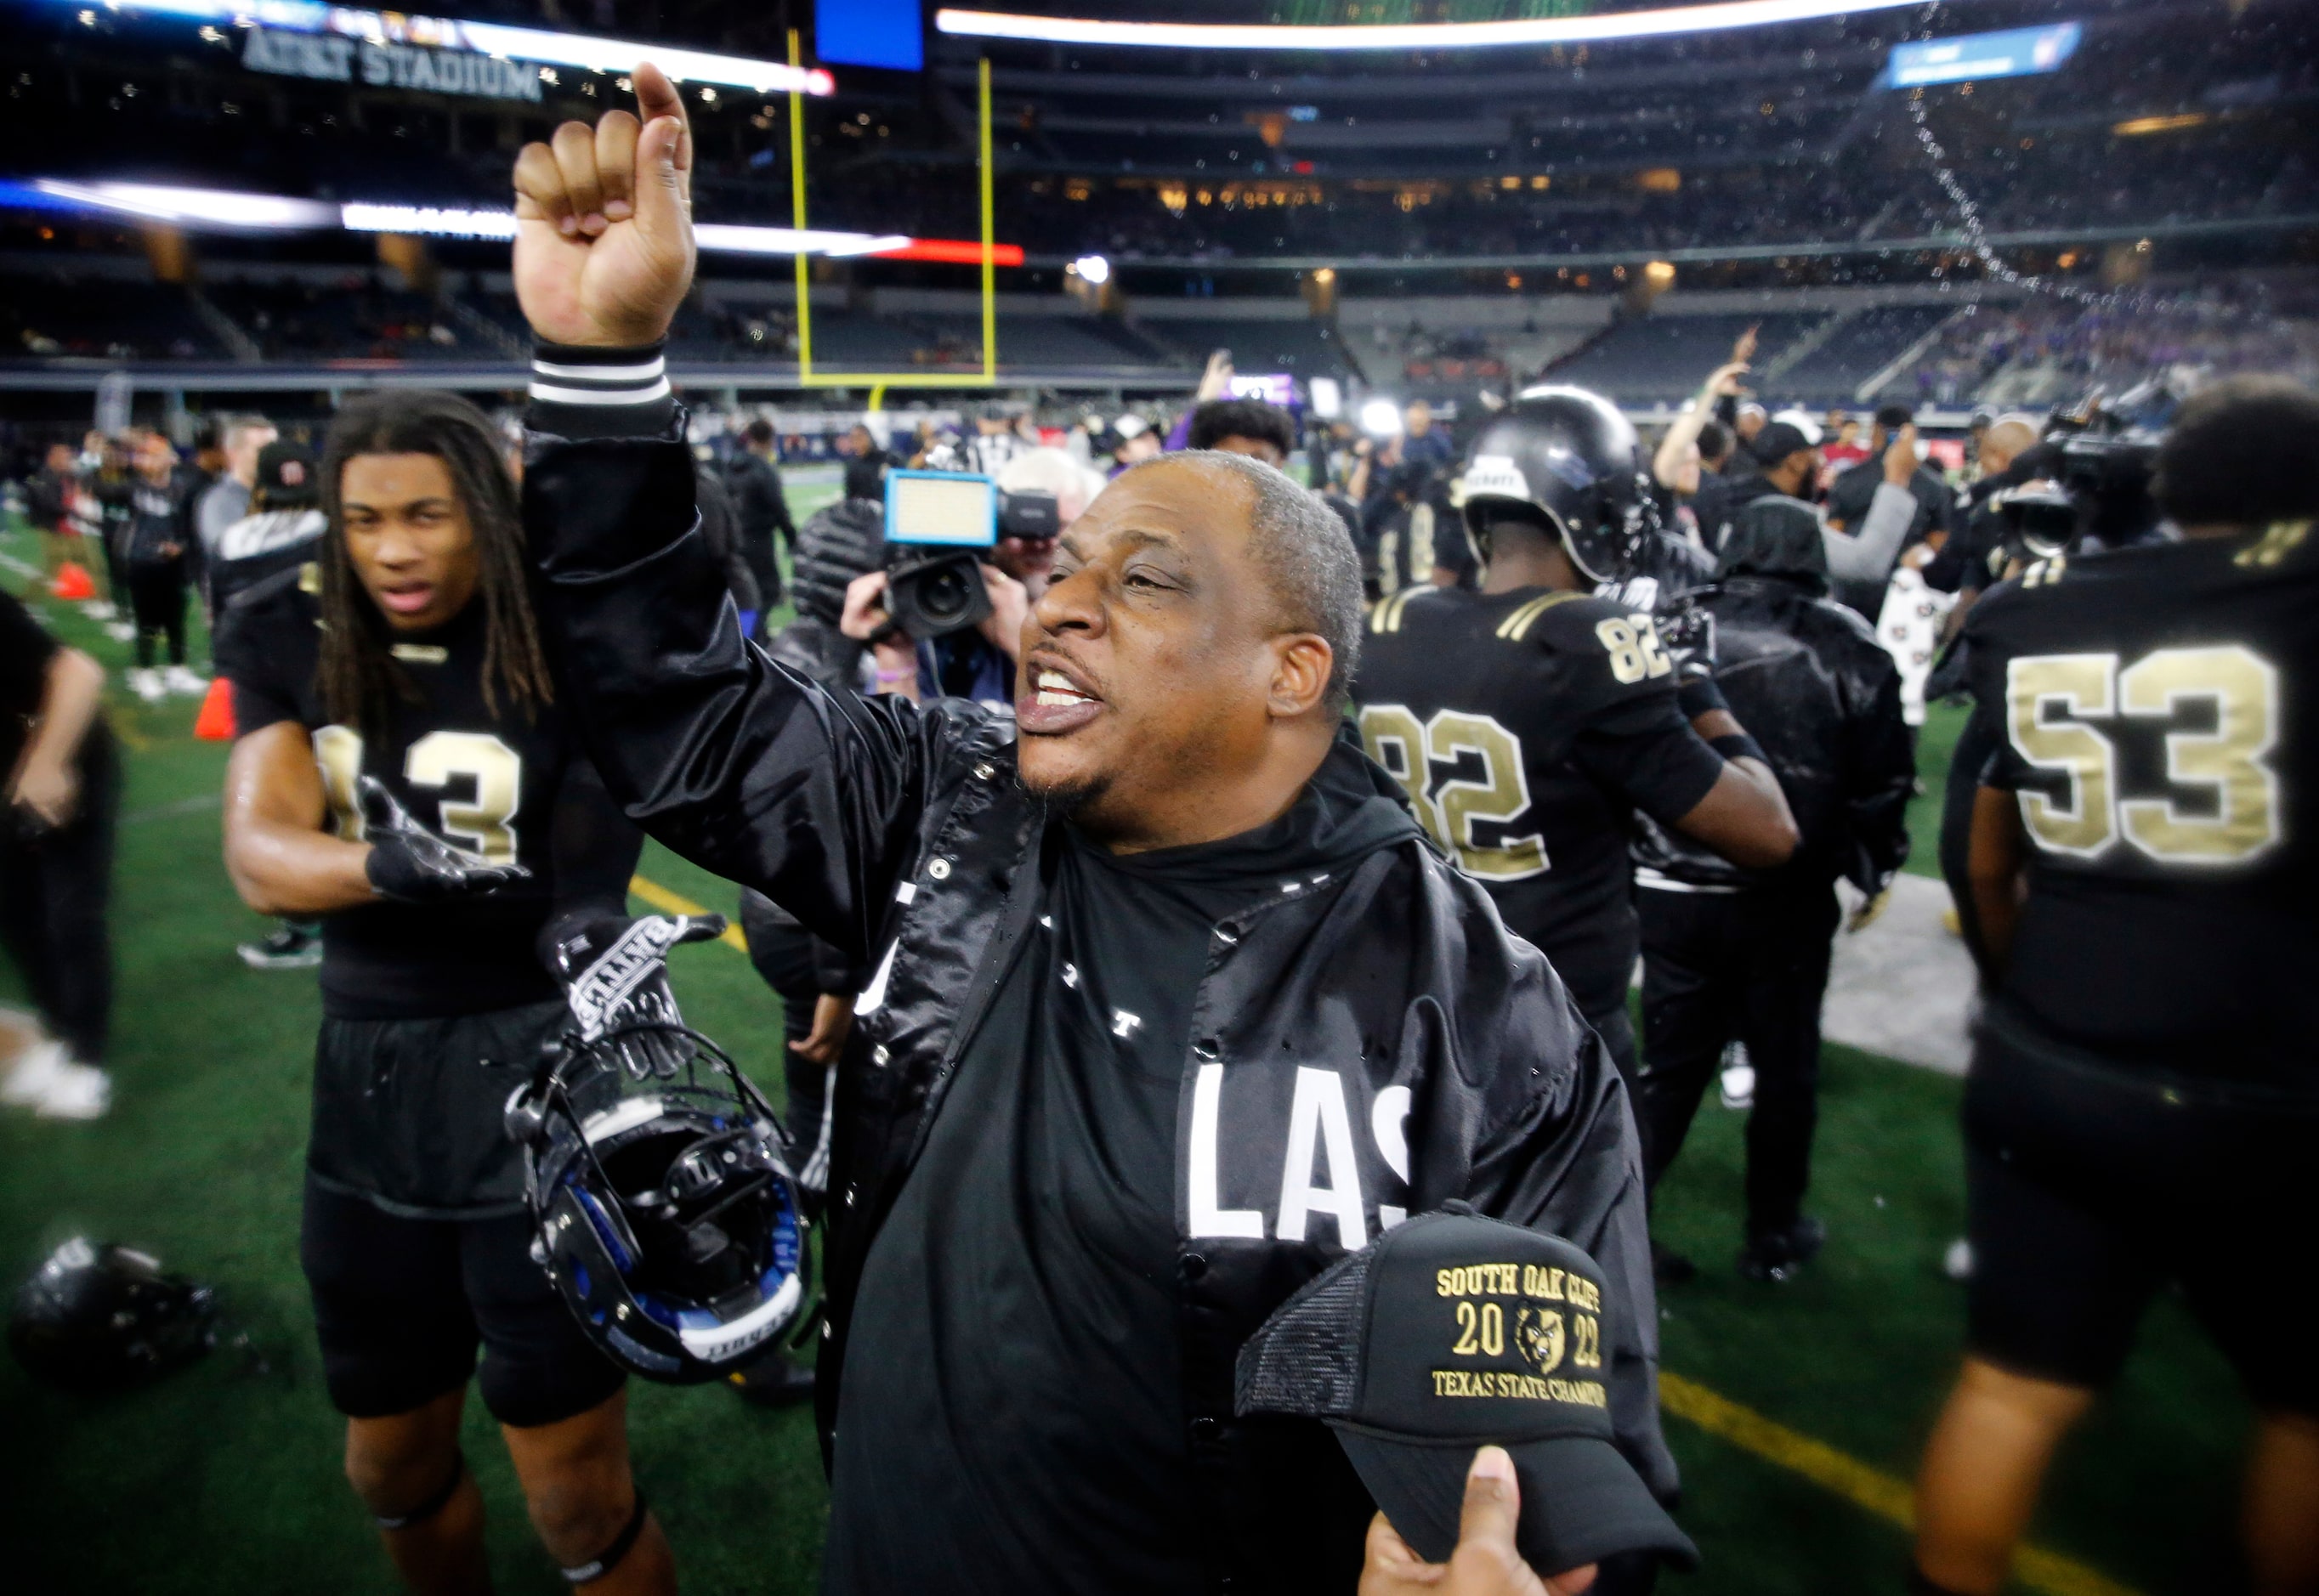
[723,416,793,617]
[1628,495,1915,1283]
[510,70,1670,1595]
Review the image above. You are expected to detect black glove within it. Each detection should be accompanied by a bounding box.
[360,776,530,903]
[541,910,729,1080]
[1658,601,1727,719]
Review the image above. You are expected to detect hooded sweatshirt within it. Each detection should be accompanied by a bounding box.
[826,733,1420,1596]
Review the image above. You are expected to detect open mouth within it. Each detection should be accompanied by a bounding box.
[377,582,435,617]
[1018,658,1105,734]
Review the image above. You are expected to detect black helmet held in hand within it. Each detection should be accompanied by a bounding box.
[504,1019,811,1384]
[1457,386,1657,585]
[9,1238,217,1390]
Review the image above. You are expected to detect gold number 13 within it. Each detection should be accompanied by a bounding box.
[2005,645,2280,864]
[310,727,525,865]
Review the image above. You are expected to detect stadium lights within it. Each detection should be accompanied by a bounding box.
[1069,254,1112,286]
[937,0,1925,52]
[6,178,1025,263]
[17,179,335,229]
[30,0,835,95]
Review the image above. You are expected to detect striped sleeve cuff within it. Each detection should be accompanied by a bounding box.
[526,342,677,439]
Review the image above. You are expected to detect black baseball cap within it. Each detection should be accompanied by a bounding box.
[253,441,319,509]
[1236,1207,1697,1576]
[1749,420,1816,468]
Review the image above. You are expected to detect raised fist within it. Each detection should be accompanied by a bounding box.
[513,60,696,348]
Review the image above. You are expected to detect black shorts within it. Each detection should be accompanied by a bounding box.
[301,1175,624,1428]
[308,997,564,1219]
[1963,1011,2319,1411]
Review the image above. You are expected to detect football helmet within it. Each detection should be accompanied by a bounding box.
[1457,386,1657,584]
[507,1018,809,1384]
[9,1238,216,1390]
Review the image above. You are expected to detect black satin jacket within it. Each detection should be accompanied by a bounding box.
[522,421,1674,1591]
[1631,573,1915,897]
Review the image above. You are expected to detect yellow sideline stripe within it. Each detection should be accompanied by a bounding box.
[627,874,750,954]
[1658,1372,2142,1596]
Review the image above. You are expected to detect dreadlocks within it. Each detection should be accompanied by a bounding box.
[316,390,552,738]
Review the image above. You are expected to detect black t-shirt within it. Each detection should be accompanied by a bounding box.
[1965,529,2319,1087]
[215,571,640,1018]
[825,746,1417,1596]
[1352,585,1726,1016]
[0,591,60,778]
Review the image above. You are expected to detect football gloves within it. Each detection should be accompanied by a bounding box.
[1658,600,1718,685]
[541,910,729,1081]
[360,776,530,903]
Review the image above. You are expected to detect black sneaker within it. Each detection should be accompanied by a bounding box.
[1738,1216,1827,1283]
[238,922,323,971]
[1651,1241,1698,1288]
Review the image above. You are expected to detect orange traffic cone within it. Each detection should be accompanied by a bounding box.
[193,676,236,741]
[50,562,96,602]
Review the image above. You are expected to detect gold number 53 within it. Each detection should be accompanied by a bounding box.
[2006,645,2281,864]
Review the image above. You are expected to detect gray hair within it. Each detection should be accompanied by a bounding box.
[1131,449,1364,710]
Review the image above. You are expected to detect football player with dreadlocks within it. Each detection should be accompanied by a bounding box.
[215,389,673,1593]
[1352,387,1800,1080]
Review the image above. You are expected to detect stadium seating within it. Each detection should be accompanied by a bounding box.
[3,275,227,363]
[1545,312,1823,402]
[1778,304,1958,404]
[1137,317,1355,377]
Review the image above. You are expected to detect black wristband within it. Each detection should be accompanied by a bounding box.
[1710,732,1767,766]
[1676,674,1728,720]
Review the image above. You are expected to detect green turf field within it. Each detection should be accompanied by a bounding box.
[0,495,2248,1594]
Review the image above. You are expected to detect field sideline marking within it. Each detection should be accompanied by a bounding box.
[1658,1372,2142,1596]
[628,874,751,954]
[627,852,2142,1596]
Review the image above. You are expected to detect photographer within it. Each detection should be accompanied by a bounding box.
[1910,376,2319,1596]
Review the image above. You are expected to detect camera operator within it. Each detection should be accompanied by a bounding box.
[1927,413,2041,629]
[1910,376,2319,1596]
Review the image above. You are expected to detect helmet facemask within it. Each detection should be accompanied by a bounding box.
[508,1022,810,1382]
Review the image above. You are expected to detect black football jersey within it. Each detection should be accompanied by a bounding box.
[1361,491,1477,598]
[1352,585,1726,1014]
[1965,524,2319,1084]
[216,569,640,1019]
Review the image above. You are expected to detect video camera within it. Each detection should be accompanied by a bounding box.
[882,472,1062,639]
